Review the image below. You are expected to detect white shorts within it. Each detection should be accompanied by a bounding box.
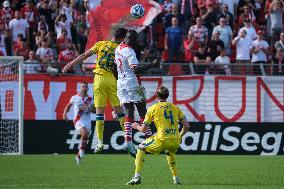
[74,121,91,133]
[117,85,146,104]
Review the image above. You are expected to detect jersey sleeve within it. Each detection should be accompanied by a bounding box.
[143,106,154,126]
[177,107,186,121]
[90,41,101,54]
[69,96,76,104]
[127,48,139,68]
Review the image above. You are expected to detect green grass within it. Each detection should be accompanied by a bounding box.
[0,155,284,189]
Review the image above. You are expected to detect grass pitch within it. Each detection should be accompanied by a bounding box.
[0,155,284,189]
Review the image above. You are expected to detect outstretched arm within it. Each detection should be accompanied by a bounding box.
[62,50,94,73]
[133,59,160,74]
[132,122,149,133]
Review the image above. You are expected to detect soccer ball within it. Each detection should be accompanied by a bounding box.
[130,4,145,19]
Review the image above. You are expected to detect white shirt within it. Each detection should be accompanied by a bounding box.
[24,59,41,73]
[9,18,29,42]
[213,25,233,48]
[70,94,93,126]
[55,21,71,39]
[215,55,231,75]
[251,39,269,62]
[115,43,139,89]
[234,36,252,60]
[36,47,53,60]
[238,26,257,41]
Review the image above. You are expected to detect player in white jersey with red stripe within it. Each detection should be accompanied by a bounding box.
[63,82,95,164]
[115,30,159,157]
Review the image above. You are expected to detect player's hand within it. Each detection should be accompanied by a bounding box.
[62,64,69,74]
[132,122,140,130]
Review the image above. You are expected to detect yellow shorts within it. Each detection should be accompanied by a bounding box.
[93,74,120,107]
[139,136,180,154]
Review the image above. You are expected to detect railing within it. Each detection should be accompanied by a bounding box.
[21,61,284,76]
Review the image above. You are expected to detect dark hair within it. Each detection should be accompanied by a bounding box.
[156,86,169,100]
[114,28,127,40]
[125,30,138,47]
[81,81,88,86]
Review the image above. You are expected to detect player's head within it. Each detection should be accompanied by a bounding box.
[114,28,128,42]
[124,30,138,48]
[156,86,169,100]
[80,82,89,95]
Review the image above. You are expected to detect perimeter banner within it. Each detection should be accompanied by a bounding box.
[0,74,283,122]
[24,121,284,155]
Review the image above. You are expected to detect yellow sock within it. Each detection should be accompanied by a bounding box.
[117,112,125,131]
[96,114,104,142]
[166,153,178,177]
[135,149,145,174]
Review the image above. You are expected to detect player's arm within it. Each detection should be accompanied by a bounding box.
[89,104,96,114]
[132,106,153,132]
[179,118,190,137]
[63,102,73,121]
[62,50,94,73]
[133,59,160,74]
[132,122,149,133]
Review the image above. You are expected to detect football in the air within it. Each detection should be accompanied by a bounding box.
[130,4,145,19]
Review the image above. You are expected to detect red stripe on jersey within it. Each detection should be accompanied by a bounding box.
[73,96,92,124]
[119,43,129,50]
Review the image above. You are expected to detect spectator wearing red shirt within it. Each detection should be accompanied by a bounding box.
[58,41,78,72]
[15,37,29,60]
[184,30,199,63]
[56,29,72,52]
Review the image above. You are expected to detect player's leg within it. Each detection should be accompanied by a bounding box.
[134,100,152,138]
[126,137,161,185]
[123,102,136,158]
[165,142,181,184]
[93,75,107,153]
[78,127,89,158]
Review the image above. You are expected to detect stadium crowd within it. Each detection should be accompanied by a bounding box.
[0,0,283,75]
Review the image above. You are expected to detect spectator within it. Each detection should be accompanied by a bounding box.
[213,17,233,56]
[214,47,231,75]
[238,18,257,41]
[15,38,29,60]
[21,0,39,50]
[232,29,253,74]
[37,0,55,32]
[165,17,186,63]
[37,15,49,32]
[76,26,87,54]
[55,13,72,40]
[0,1,15,27]
[0,26,7,56]
[218,0,238,16]
[35,28,52,48]
[218,3,234,31]
[238,4,257,29]
[164,4,185,29]
[180,0,198,29]
[274,32,284,52]
[272,48,284,75]
[9,11,30,53]
[162,0,175,13]
[59,0,74,24]
[24,50,41,74]
[56,29,72,52]
[189,17,208,45]
[269,0,284,44]
[201,3,219,39]
[208,31,225,61]
[58,41,78,72]
[251,30,269,75]
[36,38,55,71]
[184,30,199,63]
[194,43,212,74]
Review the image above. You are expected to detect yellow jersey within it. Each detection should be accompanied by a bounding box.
[143,101,186,140]
[90,40,119,76]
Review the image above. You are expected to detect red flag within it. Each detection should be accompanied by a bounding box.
[86,0,161,50]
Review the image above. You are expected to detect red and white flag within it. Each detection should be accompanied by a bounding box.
[86,0,161,50]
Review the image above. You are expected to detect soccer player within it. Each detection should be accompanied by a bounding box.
[115,30,159,157]
[62,28,128,154]
[63,82,95,164]
[126,86,190,185]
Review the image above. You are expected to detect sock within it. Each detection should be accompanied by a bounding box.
[96,114,104,143]
[80,135,88,151]
[124,117,133,142]
[144,127,152,138]
[117,112,125,131]
[135,149,145,175]
[166,153,178,177]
